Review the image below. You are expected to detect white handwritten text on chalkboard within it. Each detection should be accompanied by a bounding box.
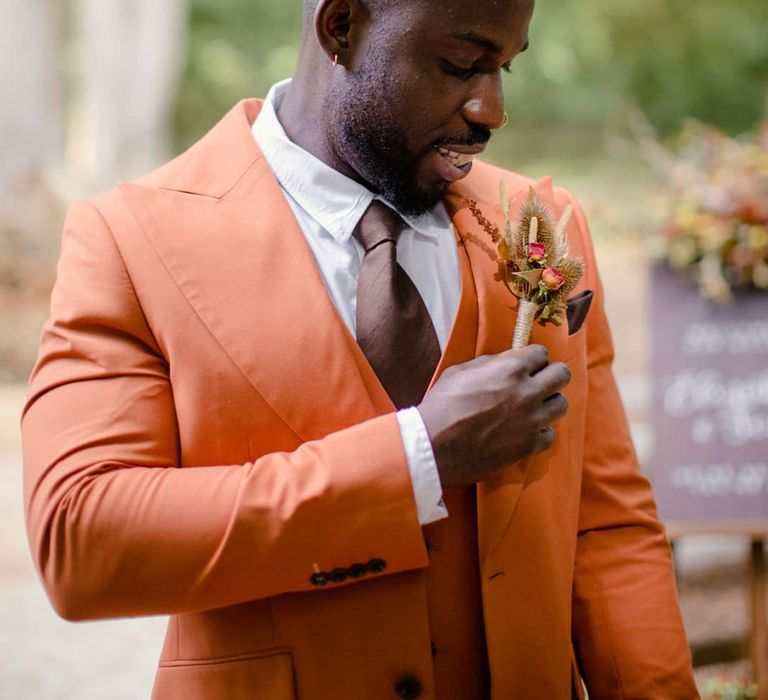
[670,463,768,497]
[682,321,768,356]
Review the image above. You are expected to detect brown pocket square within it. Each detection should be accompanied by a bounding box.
[566,290,593,335]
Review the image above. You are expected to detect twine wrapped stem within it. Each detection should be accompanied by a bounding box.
[512,299,538,349]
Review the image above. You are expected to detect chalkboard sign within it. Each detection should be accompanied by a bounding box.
[651,264,768,531]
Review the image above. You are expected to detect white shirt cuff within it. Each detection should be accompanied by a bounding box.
[396,407,448,525]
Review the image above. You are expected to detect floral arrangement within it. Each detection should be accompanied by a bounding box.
[468,185,584,348]
[699,675,758,700]
[654,120,768,302]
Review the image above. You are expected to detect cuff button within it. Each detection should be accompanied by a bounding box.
[329,568,348,583]
[310,571,329,586]
[367,558,387,574]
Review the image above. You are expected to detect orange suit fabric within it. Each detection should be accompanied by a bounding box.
[22,100,699,699]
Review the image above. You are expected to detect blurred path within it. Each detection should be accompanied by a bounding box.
[0,386,165,700]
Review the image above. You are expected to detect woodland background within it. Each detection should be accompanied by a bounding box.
[2,0,767,379]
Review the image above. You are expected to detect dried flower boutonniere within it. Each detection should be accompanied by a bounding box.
[468,184,585,349]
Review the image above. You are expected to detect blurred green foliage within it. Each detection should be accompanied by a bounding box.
[174,0,303,148]
[174,0,768,149]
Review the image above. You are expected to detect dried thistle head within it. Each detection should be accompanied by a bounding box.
[469,184,585,316]
[555,257,585,299]
[552,204,574,263]
[516,188,556,265]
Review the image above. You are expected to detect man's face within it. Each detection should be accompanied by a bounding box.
[326,0,534,216]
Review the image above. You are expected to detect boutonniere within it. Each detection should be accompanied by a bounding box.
[468,184,585,349]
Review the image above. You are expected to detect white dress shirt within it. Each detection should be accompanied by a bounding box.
[253,79,458,525]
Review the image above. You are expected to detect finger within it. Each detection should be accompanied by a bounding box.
[531,361,572,396]
[542,393,569,423]
[532,426,556,453]
[505,344,549,375]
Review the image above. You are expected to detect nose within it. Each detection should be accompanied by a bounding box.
[461,73,506,131]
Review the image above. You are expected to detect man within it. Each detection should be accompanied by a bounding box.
[22,0,699,698]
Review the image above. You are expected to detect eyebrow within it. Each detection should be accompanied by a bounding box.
[454,31,502,54]
[453,31,530,55]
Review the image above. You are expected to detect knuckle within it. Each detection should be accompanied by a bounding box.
[533,344,549,364]
[516,383,537,407]
[507,356,527,380]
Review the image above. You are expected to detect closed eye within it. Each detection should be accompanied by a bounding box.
[443,59,513,79]
[441,60,477,80]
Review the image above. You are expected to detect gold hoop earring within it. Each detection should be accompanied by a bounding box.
[501,112,509,128]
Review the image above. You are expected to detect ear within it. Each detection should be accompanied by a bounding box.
[314,0,365,65]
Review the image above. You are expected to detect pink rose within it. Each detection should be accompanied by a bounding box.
[541,266,565,291]
[527,242,547,263]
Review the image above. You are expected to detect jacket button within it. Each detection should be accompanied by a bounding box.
[309,571,329,586]
[367,558,387,574]
[394,675,422,698]
[329,567,348,583]
[348,562,367,578]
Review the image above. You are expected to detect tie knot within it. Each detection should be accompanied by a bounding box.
[353,201,406,253]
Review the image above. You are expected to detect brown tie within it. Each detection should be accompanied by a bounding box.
[353,201,441,409]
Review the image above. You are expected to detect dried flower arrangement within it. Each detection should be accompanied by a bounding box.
[654,121,768,302]
[698,674,758,700]
[468,184,584,348]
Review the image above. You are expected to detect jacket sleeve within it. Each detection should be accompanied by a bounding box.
[21,200,428,622]
[558,190,699,699]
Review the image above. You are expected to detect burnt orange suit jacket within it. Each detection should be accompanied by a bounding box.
[22,100,698,699]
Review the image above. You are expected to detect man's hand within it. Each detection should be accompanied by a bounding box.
[417,344,571,488]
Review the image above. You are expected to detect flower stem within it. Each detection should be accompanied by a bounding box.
[512,299,538,349]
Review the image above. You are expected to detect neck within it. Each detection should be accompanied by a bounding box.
[277,63,362,185]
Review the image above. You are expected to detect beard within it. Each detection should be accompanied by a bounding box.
[331,94,440,217]
[324,47,491,216]
[341,116,440,217]
[323,45,448,217]
[327,76,492,216]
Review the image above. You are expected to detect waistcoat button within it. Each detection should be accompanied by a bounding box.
[394,675,422,698]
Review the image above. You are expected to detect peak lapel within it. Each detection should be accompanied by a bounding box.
[445,183,525,566]
[446,174,572,566]
[120,103,393,442]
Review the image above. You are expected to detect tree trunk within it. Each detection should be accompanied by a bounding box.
[73,0,190,189]
[0,0,63,228]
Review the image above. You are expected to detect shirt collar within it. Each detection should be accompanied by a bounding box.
[252,79,450,243]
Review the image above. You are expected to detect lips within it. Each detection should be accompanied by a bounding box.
[431,144,486,182]
[436,147,476,168]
